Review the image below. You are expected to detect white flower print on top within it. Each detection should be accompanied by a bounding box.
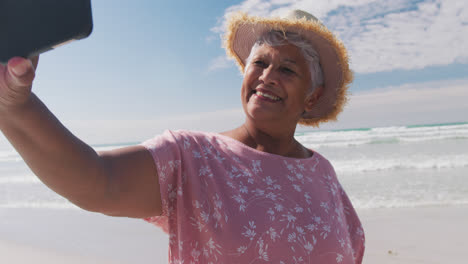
[242,221,257,241]
[252,160,262,174]
[267,227,280,242]
[141,130,365,264]
[256,238,269,261]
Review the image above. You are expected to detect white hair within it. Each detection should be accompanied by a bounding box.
[245,30,324,93]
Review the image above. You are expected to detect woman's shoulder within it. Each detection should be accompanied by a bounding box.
[168,129,219,142]
[301,148,337,174]
[154,129,233,150]
[308,149,331,165]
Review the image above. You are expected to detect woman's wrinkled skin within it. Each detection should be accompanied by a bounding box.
[222,43,322,159]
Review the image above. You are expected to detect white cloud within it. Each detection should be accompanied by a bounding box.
[206,55,232,72]
[205,34,217,44]
[212,0,468,73]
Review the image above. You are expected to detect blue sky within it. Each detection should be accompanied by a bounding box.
[21,0,468,143]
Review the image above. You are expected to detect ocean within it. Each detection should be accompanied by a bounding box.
[1,122,467,210]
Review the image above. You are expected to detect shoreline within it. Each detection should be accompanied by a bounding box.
[1,205,467,263]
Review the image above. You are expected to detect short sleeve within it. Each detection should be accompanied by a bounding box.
[340,188,366,263]
[318,156,365,263]
[140,130,182,233]
[331,164,366,263]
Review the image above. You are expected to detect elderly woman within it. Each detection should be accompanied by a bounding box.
[0,9,364,264]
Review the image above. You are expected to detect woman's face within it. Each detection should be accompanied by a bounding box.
[241,43,313,127]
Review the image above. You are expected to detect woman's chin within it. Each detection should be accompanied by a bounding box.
[244,106,281,124]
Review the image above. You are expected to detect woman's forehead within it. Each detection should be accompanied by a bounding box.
[252,44,306,64]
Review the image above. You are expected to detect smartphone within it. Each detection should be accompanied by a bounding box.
[0,0,93,64]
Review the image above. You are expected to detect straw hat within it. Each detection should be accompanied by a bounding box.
[224,10,352,126]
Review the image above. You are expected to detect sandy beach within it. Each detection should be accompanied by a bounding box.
[359,205,467,264]
[0,205,466,264]
[0,208,168,264]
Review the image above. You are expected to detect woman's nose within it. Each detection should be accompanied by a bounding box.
[259,66,279,86]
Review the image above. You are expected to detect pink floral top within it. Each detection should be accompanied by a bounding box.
[141,130,365,264]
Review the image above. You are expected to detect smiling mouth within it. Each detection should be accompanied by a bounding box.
[253,91,282,101]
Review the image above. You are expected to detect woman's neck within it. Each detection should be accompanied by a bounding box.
[221,121,312,159]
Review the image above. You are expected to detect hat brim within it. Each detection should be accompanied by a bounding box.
[224,12,353,126]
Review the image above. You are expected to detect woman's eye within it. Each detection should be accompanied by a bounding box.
[281,67,295,74]
[253,60,267,67]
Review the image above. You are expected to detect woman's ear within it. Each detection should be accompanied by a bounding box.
[304,86,323,112]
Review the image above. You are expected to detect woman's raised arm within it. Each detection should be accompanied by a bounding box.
[0,57,162,218]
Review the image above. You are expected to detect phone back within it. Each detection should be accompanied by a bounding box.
[0,0,93,64]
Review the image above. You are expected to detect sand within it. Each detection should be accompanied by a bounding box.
[359,205,467,264]
[0,208,168,264]
[0,206,467,264]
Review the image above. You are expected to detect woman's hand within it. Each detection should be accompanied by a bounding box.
[0,56,39,113]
